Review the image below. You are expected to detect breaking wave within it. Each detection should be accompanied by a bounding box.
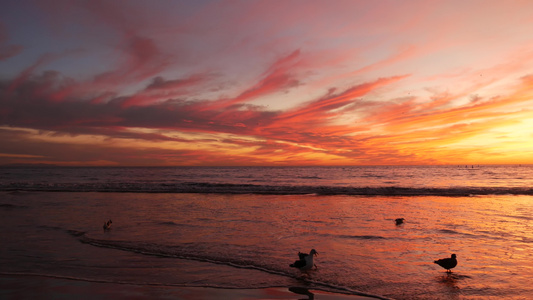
[3,181,533,196]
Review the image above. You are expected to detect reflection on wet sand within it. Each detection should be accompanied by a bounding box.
[289,287,315,299]
[436,272,473,299]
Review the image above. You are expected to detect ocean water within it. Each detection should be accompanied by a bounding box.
[1,166,532,299]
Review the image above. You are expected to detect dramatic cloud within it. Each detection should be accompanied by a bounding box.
[1,0,533,166]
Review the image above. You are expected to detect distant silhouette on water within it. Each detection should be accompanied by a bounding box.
[290,249,318,272]
[395,218,405,225]
[103,219,112,231]
[434,254,457,272]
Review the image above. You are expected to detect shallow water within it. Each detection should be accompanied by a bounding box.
[1,191,532,299]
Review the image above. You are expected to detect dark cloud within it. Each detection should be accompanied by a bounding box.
[0,69,281,140]
[146,75,205,90]
[0,49,420,166]
[1,68,408,148]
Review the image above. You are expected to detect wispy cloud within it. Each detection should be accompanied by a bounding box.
[0,22,23,61]
[2,1,533,165]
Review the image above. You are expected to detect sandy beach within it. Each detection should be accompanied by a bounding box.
[0,274,378,300]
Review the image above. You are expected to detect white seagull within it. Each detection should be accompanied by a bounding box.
[290,249,318,272]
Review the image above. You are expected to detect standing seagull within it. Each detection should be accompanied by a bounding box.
[290,249,318,272]
[434,254,457,272]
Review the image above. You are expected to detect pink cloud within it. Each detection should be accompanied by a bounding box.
[4,1,533,165]
[276,75,409,125]
[92,35,171,89]
[207,50,303,110]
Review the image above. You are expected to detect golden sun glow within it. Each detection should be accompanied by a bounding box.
[2,1,533,166]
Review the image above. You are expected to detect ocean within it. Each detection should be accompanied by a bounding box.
[1,165,532,299]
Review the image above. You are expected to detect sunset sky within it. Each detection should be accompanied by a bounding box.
[2,0,533,166]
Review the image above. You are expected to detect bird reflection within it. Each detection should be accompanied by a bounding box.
[289,287,314,300]
[436,273,460,293]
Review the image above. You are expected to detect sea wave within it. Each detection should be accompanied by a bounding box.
[0,203,28,209]
[76,235,321,286]
[3,181,533,196]
[74,233,391,299]
[317,233,387,240]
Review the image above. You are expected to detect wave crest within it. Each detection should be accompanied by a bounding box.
[3,182,533,196]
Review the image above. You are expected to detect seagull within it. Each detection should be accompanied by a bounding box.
[290,249,318,272]
[434,254,457,272]
[103,219,112,231]
[395,218,405,225]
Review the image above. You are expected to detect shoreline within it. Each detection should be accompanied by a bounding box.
[0,274,385,299]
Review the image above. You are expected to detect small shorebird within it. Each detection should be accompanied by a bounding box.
[395,218,405,225]
[290,249,318,272]
[103,219,112,231]
[434,254,457,272]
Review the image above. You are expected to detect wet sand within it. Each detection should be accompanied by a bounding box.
[0,274,380,300]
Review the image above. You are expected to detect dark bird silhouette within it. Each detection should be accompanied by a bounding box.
[395,218,405,225]
[290,249,318,272]
[103,219,112,231]
[434,254,457,272]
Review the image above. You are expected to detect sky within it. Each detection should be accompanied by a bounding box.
[1,0,533,166]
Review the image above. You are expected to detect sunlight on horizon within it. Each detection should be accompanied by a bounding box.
[1,1,533,166]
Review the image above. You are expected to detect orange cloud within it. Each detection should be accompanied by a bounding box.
[3,1,533,166]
